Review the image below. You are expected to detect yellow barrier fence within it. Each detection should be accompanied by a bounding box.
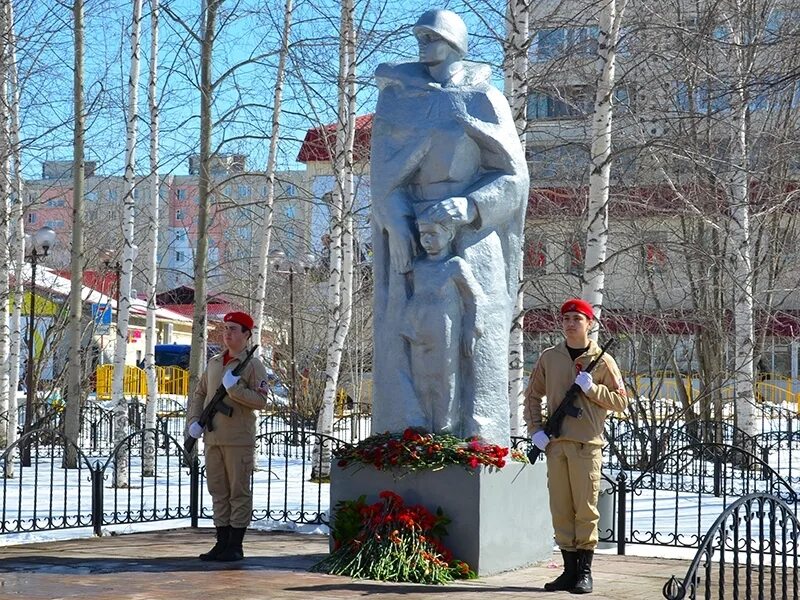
[624,373,800,413]
[95,365,189,399]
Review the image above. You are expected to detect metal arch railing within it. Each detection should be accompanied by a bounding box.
[662,493,800,600]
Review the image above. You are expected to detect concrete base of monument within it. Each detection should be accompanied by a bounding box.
[329,460,554,576]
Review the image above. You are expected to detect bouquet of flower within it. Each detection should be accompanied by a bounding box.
[334,427,510,475]
[312,490,475,584]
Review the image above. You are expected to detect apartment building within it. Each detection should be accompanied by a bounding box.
[23,155,313,297]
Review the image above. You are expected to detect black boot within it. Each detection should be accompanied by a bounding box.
[199,525,230,561]
[216,527,246,562]
[544,549,578,592]
[571,549,594,594]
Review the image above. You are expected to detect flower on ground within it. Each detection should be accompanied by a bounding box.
[311,491,477,584]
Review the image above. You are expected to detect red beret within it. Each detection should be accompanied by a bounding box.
[560,298,595,321]
[223,311,254,331]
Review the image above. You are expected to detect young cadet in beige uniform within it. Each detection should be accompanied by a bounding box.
[524,299,627,594]
[186,311,270,562]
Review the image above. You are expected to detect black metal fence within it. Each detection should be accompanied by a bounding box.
[662,493,800,600]
[0,426,342,537]
[4,394,800,577]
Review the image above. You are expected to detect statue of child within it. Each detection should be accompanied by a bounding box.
[400,214,483,435]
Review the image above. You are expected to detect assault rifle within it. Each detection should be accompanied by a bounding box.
[527,338,616,464]
[184,345,260,455]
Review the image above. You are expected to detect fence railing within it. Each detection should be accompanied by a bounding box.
[662,493,800,600]
[0,427,343,537]
[94,365,190,398]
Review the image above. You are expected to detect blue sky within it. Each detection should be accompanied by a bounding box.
[15,0,507,180]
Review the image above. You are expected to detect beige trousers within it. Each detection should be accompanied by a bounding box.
[205,444,255,528]
[546,440,603,551]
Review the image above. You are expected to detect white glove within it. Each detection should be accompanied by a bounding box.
[532,430,550,451]
[188,422,204,439]
[575,371,593,393]
[222,369,241,390]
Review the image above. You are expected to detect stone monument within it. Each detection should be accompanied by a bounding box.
[370,8,529,447]
[329,10,550,575]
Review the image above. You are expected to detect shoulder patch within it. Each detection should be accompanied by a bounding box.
[258,379,270,393]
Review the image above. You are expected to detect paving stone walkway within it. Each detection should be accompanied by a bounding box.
[0,529,689,599]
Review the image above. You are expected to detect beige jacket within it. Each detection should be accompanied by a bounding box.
[523,340,628,447]
[187,347,270,446]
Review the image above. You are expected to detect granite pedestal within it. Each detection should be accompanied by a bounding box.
[329,460,553,576]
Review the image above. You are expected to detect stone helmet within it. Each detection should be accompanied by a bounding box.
[412,9,468,58]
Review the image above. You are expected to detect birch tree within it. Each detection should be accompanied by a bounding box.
[142,0,160,477]
[0,0,10,450]
[63,0,86,469]
[504,0,529,436]
[311,0,356,481]
[111,0,143,486]
[720,1,755,436]
[4,0,23,476]
[253,0,293,343]
[186,0,222,410]
[581,0,628,331]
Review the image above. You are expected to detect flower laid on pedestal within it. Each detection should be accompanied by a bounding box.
[334,427,512,475]
[311,490,475,584]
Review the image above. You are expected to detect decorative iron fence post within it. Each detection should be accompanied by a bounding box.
[616,470,627,555]
[190,454,199,528]
[91,460,103,536]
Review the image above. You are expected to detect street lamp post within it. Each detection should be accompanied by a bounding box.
[269,250,314,444]
[21,226,57,467]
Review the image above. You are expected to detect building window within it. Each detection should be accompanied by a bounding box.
[285,204,296,219]
[175,250,185,263]
[238,184,251,197]
[175,209,184,220]
[675,82,731,113]
[237,227,251,239]
[174,229,186,241]
[176,188,186,201]
[27,213,37,224]
[285,183,296,197]
[107,190,118,201]
[532,27,598,61]
[45,220,64,229]
[47,197,65,207]
[85,191,98,201]
[528,90,593,120]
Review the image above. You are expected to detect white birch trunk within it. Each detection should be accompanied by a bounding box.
[253,0,293,343]
[312,0,356,480]
[111,0,143,487]
[0,1,10,449]
[5,0,22,475]
[143,0,159,476]
[727,7,756,437]
[187,0,220,421]
[504,0,529,437]
[63,0,85,469]
[581,0,627,334]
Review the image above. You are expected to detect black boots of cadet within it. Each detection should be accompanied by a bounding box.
[199,525,230,561]
[544,549,577,591]
[572,549,594,594]
[544,549,594,594]
[216,527,246,562]
[199,526,246,562]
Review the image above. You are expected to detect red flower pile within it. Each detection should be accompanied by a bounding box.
[334,428,510,475]
[311,490,475,584]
